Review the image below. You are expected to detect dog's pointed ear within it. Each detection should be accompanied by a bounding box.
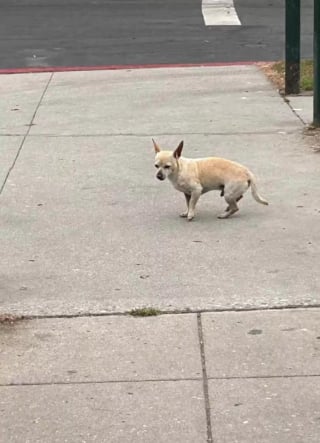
[173,141,184,159]
[152,139,161,153]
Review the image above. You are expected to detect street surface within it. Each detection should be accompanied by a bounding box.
[0,0,314,70]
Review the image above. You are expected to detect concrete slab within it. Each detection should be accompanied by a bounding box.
[1,131,320,315]
[0,73,51,135]
[202,310,320,378]
[209,377,320,443]
[288,95,313,125]
[0,136,23,188]
[0,380,206,443]
[0,315,201,384]
[29,66,299,136]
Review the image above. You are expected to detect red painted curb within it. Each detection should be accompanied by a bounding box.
[0,61,259,75]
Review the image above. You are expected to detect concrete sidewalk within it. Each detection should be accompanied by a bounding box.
[1,65,320,442]
[1,310,320,442]
[1,66,320,316]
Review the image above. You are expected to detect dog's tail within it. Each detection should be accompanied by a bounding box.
[248,173,268,206]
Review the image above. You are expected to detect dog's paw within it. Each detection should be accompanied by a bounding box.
[187,214,194,221]
[180,211,188,218]
[218,212,229,219]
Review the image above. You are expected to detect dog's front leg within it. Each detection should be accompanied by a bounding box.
[180,193,191,218]
[187,189,202,221]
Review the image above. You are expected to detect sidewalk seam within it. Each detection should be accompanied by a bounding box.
[0,73,53,195]
[2,374,319,388]
[17,303,320,321]
[197,313,213,443]
[1,378,201,387]
[4,129,299,138]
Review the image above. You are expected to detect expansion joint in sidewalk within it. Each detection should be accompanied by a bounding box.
[0,73,53,195]
[197,313,214,443]
[1,373,319,389]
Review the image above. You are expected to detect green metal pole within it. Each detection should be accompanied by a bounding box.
[285,0,301,94]
[314,0,320,126]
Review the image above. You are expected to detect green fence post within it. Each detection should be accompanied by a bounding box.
[285,0,301,94]
[314,0,320,126]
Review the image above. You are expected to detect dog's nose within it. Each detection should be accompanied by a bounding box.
[157,172,165,181]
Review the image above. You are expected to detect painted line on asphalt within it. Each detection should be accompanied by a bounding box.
[202,0,241,26]
[0,61,258,75]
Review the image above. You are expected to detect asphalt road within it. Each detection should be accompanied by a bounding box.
[0,0,314,70]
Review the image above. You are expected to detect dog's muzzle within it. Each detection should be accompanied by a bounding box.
[156,171,165,181]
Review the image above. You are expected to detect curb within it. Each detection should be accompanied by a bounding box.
[0,61,260,75]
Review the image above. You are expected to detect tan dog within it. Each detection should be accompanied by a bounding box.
[153,139,268,220]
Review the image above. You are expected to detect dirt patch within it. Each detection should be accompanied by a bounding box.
[258,60,313,94]
[303,127,320,153]
[258,62,286,94]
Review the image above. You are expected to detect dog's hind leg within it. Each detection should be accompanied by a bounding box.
[180,193,191,218]
[218,182,248,219]
[225,195,243,212]
[218,198,239,219]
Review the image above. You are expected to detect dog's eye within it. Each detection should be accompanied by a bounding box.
[164,165,170,169]
[155,164,159,169]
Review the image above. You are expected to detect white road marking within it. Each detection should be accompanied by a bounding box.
[202,0,241,26]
